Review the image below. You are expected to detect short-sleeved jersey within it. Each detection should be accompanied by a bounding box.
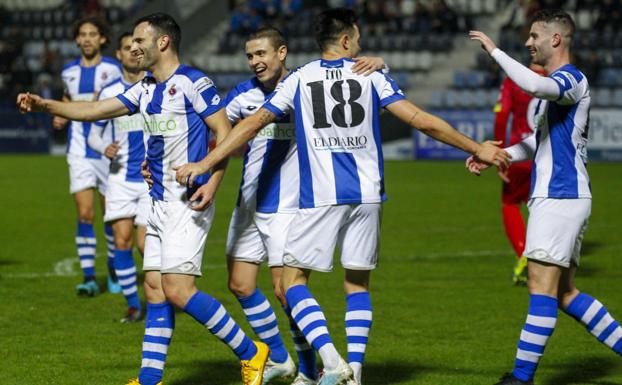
[263,58,405,208]
[530,64,591,199]
[224,77,298,214]
[116,65,222,201]
[61,56,122,159]
[95,78,147,183]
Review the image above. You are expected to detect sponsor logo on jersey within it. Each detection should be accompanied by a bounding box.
[312,135,368,151]
[168,85,177,96]
[143,116,181,136]
[115,115,145,133]
[257,122,295,140]
[102,72,108,81]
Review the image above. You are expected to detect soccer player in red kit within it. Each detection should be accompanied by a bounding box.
[493,63,545,285]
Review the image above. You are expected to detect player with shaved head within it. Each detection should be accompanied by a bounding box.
[469,9,622,385]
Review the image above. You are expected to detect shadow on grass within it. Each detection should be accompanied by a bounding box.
[168,359,241,385]
[0,259,20,266]
[544,355,621,385]
[581,241,605,257]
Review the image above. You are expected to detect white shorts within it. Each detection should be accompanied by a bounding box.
[67,154,109,195]
[104,174,150,226]
[525,198,591,268]
[283,203,381,272]
[226,207,296,267]
[143,199,216,276]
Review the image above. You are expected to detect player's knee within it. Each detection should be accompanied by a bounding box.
[113,237,132,250]
[78,209,94,223]
[228,278,254,298]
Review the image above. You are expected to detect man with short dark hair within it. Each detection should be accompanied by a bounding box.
[221,26,385,385]
[18,12,269,385]
[175,8,507,385]
[86,31,147,323]
[469,9,622,385]
[58,15,122,297]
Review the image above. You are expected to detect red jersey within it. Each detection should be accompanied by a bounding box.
[493,76,537,146]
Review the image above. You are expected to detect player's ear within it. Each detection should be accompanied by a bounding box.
[551,32,562,48]
[277,44,287,61]
[116,49,122,61]
[158,35,170,52]
[340,33,350,51]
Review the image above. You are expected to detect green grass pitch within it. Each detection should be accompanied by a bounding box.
[0,155,620,385]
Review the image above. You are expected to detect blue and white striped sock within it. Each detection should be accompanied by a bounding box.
[284,305,318,380]
[285,285,341,371]
[104,224,116,281]
[113,249,141,310]
[139,302,175,385]
[184,291,257,360]
[513,294,557,382]
[238,289,288,363]
[76,221,96,281]
[564,292,622,356]
[346,292,372,384]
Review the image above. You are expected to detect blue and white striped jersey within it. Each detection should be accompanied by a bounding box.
[94,78,147,183]
[263,58,405,208]
[61,56,122,159]
[116,65,223,201]
[530,64,591,199]
[225,77,298,213]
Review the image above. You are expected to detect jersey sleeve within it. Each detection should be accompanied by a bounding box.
[550,70,584,105]
[493,77,513,145]
[190,76,223,120]
[263,71,299,118]
[116,81,142,114]
[371,72,406,108]
[223,88,242,124]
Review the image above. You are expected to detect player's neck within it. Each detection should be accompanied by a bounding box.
[544,51,571,74]
[80,53,102,67]
[122,69,144,85]
[322,48,350,61]
[262,67,289,92]
[151,56,181,83]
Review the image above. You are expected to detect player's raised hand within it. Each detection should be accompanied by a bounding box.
[104,141,120,159]
[188,182,216,211]
[352,56,386,76]
[173,162,208,188]
[17,92,44,113]
[469,31,498,55]
[141,159,153,188]
[52,116,68,130]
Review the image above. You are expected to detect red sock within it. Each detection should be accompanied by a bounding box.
[502,204,526,258]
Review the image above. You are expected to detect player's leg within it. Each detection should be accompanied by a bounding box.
[498,198,590,385]
[161,201,268,384]
[226,208,292,375]
[73,188,100,295]
[281,206,351,382]
[501,163,531,285]
[273,266,318,384]
[339,203,380,385]
[559,221,622,356]
[100,192,120,293]
[111,217,142,322]
[135,269,171,385]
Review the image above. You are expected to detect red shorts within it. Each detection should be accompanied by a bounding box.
[502,161,532,205]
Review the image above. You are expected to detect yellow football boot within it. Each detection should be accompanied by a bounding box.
[513,256,528,285]
[240,341,270,385]
[125,379,162,385]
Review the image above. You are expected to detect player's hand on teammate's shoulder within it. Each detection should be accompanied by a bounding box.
[174,162,208,188]
[141,160,154,188]
[352,56,386,76]
[16,92,44,114]
[469,31,497,55]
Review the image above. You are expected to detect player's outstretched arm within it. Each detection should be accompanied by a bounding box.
[175,107,277,187]
[185,109,232,211]
[17,92,130,122]
[469,31,560,100]
[387,99,510,167]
